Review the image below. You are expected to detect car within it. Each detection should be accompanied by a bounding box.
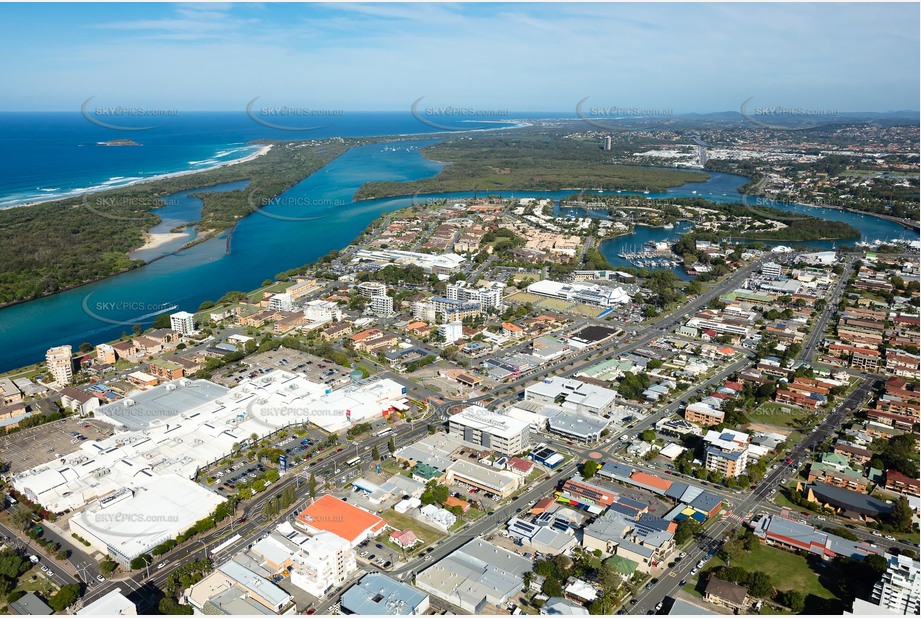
[645,583,653,590]
[629,599,638,606]
[872,531,883,537]
[679,579,687,587]
[423,554,432,561]
[655,602,664,611]
[679,552,687,558]
[884,535,896,541]
[96,575,106,582]
[157,561,168,569]
[306,610,316,615]
[40,565,48,572]
[368,554,376,561]
[786,457,793,463]
[689,568,698,576]
[376,543,383,549]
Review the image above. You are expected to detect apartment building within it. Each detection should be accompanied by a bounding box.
[169,311,195,335]
[704,429,750,478]
[45,345,73,385]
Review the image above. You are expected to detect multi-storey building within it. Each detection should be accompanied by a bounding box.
[357,281,388,299]
[704,429,750,478]
[45,345,73,385]
[446,280,506,311]
[169,311,195,335]
[870,555,920,615]
[448,406,531,456]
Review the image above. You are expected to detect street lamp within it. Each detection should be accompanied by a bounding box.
[197,539,208,560]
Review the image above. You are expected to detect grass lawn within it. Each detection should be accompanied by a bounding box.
[507,291,543,304]
[379,510,445,547]
[705,543,842,603]
[747,402,815,430]
[13,569,59,597]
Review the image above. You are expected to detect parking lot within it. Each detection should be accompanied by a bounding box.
[0,417,114,474]
[213,349,353,389]
[208,426,332,495]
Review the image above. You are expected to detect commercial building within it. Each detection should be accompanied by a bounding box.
[415,538,532,613]
[69,475,225,565]
[524,377,618,417]
[341,573,430,615]
[526,280,630,307]
[45,345,73,385]
[294,495,386,548]
[546,410,611,444]
[76,589,137,615]
[169,311,195,335]
[751,512,887,560]
[186,558,294,615]
[445,459,521,498]
[353,249,466,275]
[448,406,531,456]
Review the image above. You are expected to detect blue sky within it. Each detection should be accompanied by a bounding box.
[1,2,918,113]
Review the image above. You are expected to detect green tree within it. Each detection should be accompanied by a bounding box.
[152,313,172,329]
[746,571,773,598]
[159,597,194,614]
[48,584,81,612]
[780,590,806,613]
[582,460,600,479]
[130,554,152,571]
[888,497,914,533]
[308,473,317,499]
[388,437,396,454]
[372,445,380,460]
[718,540,744,565]
[640,429,656,442]
[674,518,701,545]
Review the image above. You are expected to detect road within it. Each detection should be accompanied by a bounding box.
[73,253,765,610]
[77,421,432,609]
[628,376,877,615]
[799,255,854,362]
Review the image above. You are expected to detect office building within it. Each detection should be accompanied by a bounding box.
[870,554,920,615]
[448,406,531,455]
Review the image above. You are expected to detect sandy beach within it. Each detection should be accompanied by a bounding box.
[132,232,190,253]
[5,143,274,210]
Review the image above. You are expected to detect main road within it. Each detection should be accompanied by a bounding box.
[79,253,765,610]
[628,375,876,615]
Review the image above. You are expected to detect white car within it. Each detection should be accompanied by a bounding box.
[96,575,106,582]
[47,571,54,578]
[884,535,897,541]
[872,531,883,537]
[157,561,168,569]
[40,565,48,572]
